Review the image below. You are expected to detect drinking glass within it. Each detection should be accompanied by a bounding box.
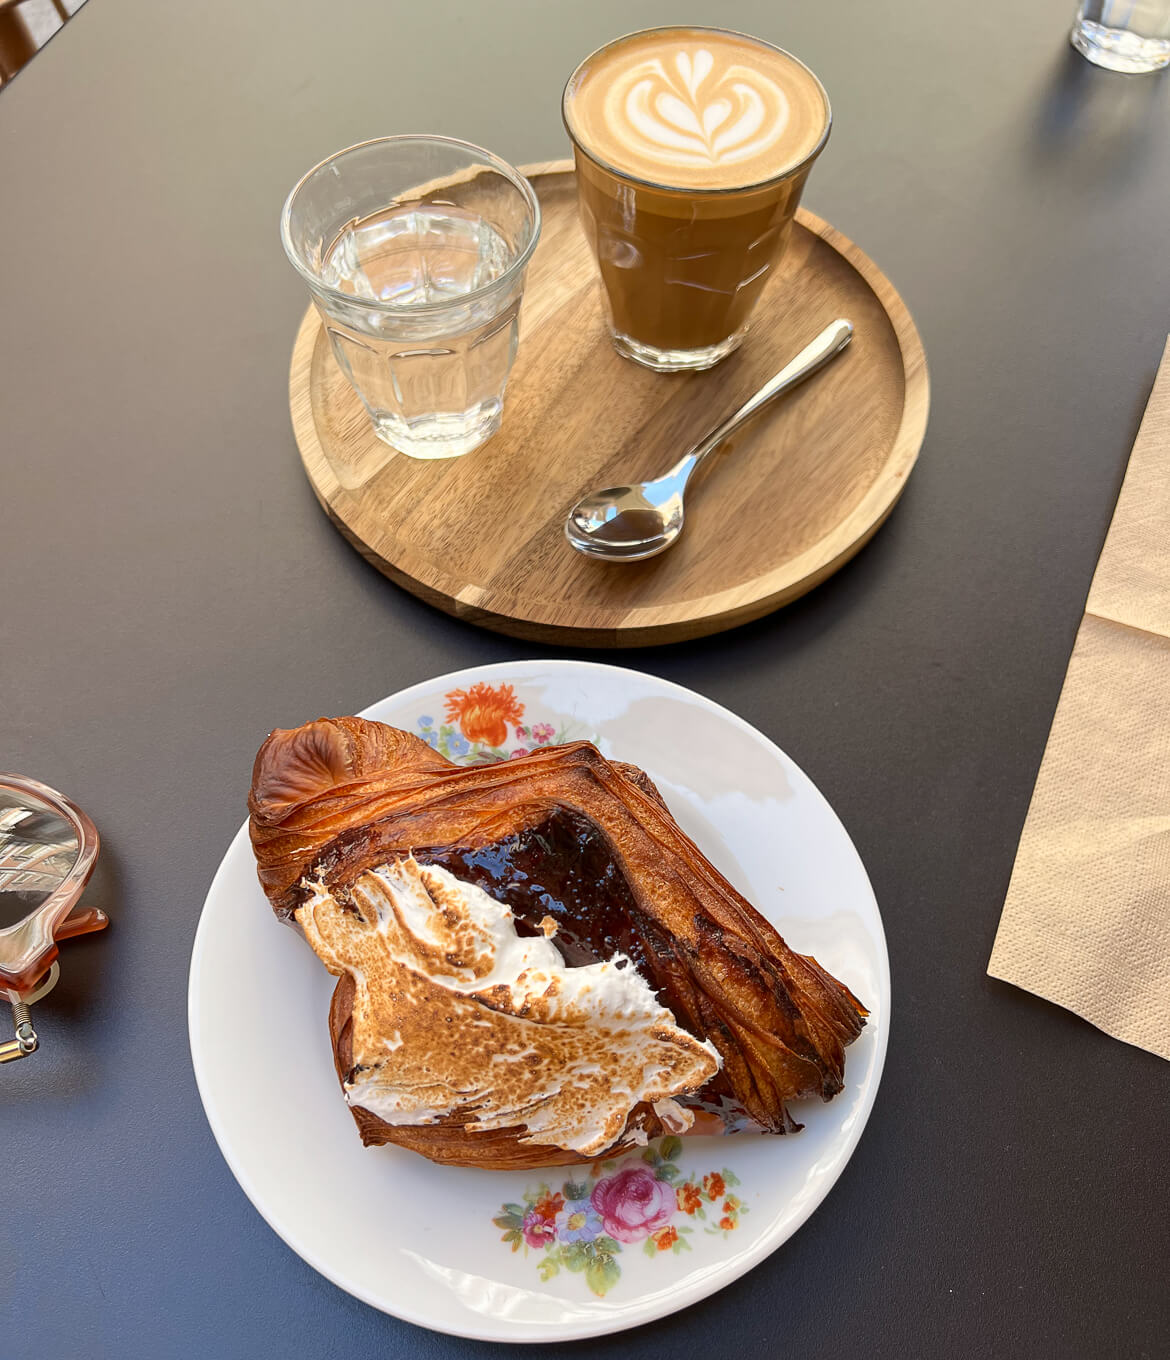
[281,136,541,471]
[1071,0,1170,71]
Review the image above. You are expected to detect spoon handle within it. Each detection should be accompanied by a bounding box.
[670,318,854,482]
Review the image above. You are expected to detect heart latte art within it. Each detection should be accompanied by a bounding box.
[619,49,788,168]
[565,28,829,190]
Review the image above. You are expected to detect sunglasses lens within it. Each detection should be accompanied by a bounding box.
[0,790,80,929]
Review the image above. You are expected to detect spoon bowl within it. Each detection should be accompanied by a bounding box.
[566,490,685,560]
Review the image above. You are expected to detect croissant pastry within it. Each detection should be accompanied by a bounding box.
[248,716,866,1169]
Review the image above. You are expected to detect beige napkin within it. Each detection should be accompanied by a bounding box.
[988,337,1170,1061]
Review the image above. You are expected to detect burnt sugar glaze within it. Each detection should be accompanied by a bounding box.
[419,806,761,1132]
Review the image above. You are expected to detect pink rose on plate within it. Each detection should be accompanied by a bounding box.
[591,1165,675,1244]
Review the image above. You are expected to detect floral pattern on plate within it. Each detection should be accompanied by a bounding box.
[416,681,594,763]
[493,1137,746,1297]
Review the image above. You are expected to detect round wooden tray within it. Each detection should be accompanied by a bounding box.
[290,160,928,647]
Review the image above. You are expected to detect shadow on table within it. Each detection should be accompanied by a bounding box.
[1027,45,1168,187]
[614,475,920,666]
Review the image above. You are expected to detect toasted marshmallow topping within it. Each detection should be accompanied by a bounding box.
[296,858,720,1156]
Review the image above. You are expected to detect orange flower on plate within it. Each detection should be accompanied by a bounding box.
[719,1215,736,1231]
[702,1171,726,1202]
[652,1226,679,1252]
[443,682,524,748]
[676,1182,703,1215]
[532,1191,565,1222]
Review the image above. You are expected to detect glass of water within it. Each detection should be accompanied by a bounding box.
[1071,0,1170,72]
[281,136,541,467]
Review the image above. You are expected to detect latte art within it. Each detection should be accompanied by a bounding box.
[618,50,790,168]
[565,27,829,191]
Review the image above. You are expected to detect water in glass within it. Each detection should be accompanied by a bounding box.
[320,205,521,460]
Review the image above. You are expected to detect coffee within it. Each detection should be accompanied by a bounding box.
[563,27,830,371]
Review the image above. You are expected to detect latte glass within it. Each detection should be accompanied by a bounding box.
[563,27,831,372]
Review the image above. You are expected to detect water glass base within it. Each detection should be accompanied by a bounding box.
[610,325,750,373]
[1071,19,1170,72]
[370,400,503,460]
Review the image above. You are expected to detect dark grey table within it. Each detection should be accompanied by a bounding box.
[4,1,1169,1355]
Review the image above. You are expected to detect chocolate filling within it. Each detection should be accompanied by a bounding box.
[418,806,650,971]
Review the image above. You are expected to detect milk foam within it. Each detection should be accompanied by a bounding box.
[566,28,828,190]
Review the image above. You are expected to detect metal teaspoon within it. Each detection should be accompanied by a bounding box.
[565,318,854,562]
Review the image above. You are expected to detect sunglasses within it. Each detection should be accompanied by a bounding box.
[0,774,108,1063]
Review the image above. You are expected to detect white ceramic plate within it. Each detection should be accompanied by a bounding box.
[189,661,888,1342]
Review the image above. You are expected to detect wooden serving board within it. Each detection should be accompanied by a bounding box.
[290,160,928,647]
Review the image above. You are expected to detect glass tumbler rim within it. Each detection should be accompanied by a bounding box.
[279,133,543,318]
